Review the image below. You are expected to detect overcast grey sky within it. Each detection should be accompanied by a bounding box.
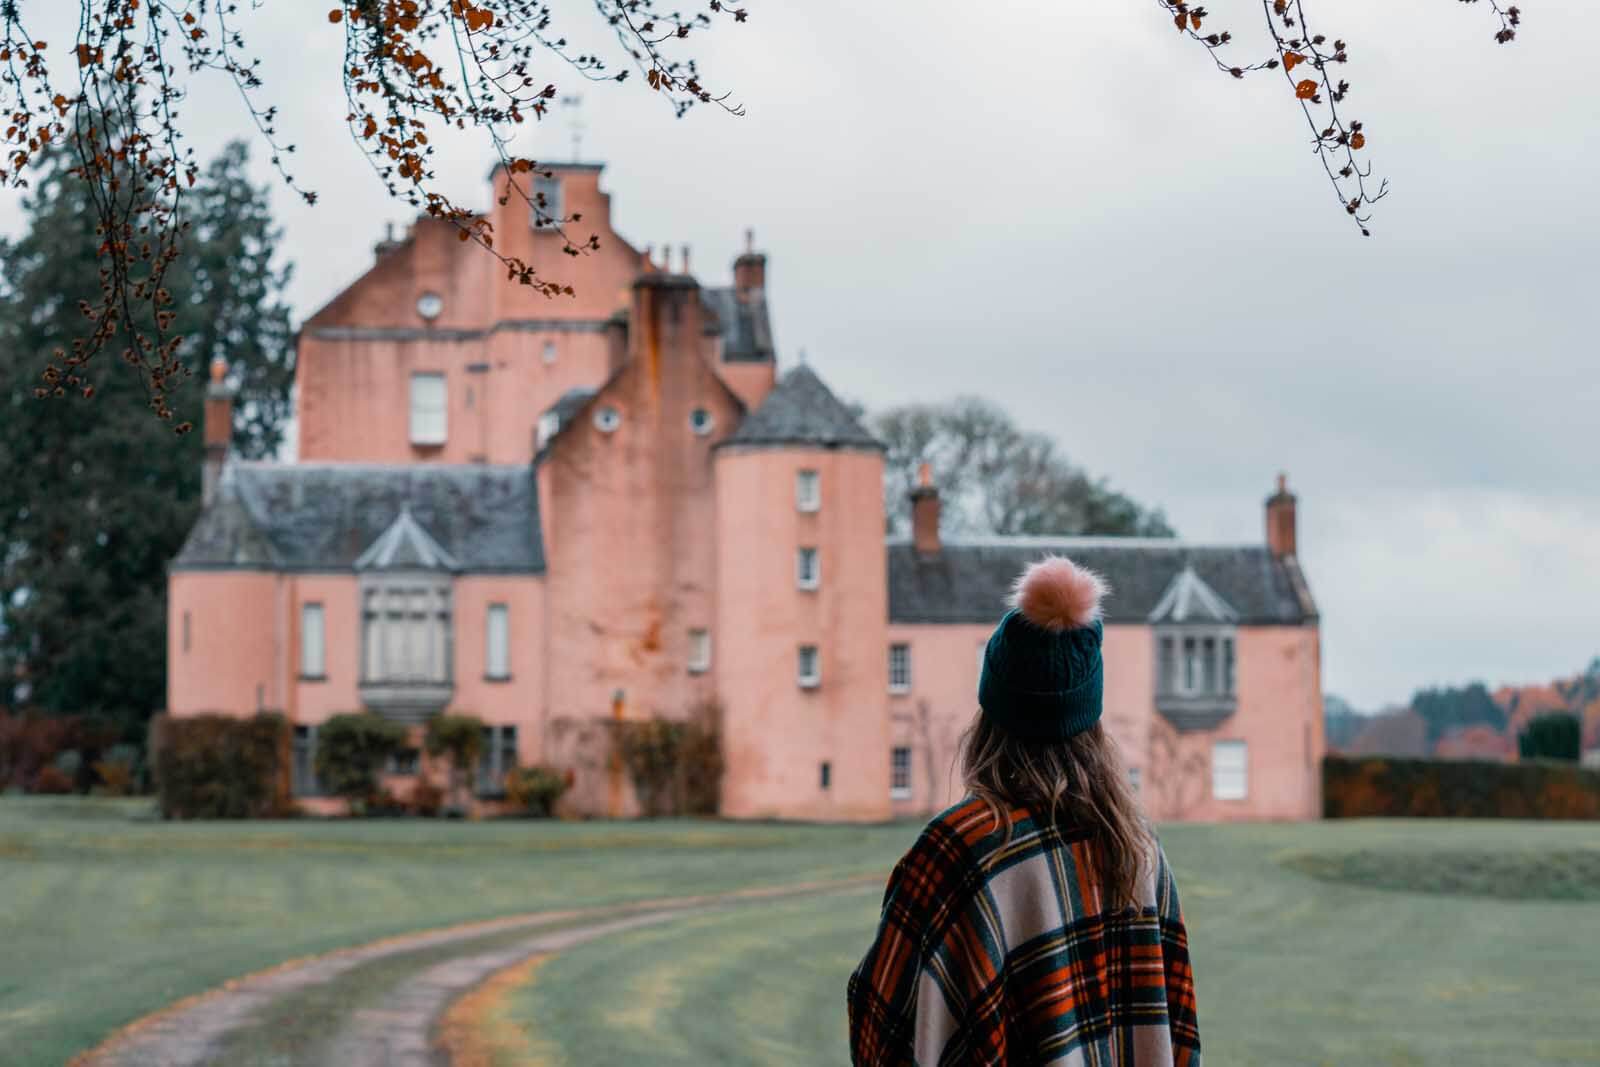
[3,0,1595,709]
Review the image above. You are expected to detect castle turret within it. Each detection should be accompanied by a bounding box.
[713,365,890,820]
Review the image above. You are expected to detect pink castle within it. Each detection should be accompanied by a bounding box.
[167,162,1324,821]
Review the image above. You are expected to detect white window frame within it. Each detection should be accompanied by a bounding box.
[1212,740,1249,801]
[301,602,326,679]
[890,746,913,799]
[888,643,911,693]
[687,628,712,674]
[532,175,562,229]
[486,603,510,680]
[796,547,820,591]
[1158,627,1238,698]
[795,469,820,513]
[361,580,453,686]
[797,644,821,689]
[409,372,447,446]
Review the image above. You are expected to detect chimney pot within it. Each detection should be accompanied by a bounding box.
[911,467,941,557]
[1266,472,1297,559]
[733,233,766,300]
[203,359,235,507]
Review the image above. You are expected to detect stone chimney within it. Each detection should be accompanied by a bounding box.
[911,462,941,557]
[1266,472,1297,559]
[733,227,765,301]
[203,357,235,507]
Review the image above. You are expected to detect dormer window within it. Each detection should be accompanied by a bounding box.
[354,506,458,722]
[1149,564,1239,731]
[532,175,562,229]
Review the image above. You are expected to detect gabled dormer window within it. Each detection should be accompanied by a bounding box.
[354,506,458,722]
[1150,564,1239,732]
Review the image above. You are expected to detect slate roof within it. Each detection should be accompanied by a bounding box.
[887,538,1315,626]
[702,288,775,363]
[721,365,883,451]
[173,462,544,573]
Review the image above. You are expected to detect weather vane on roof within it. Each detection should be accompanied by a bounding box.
[560,95,585,162]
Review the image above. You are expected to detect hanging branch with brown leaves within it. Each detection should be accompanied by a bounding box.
[1,0,1524,429]
[1158,0,1521,236]
[1,0,747,430]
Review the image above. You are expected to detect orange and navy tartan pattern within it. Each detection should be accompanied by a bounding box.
[847,798,1201,1066]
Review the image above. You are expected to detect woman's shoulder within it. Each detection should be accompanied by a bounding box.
[908,796,1078,873]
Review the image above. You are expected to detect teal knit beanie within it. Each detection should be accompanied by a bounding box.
[978,556,1109,743]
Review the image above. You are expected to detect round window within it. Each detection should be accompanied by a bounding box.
[689,408,714,436]
[416,291,443,320]
[594,405,622,433]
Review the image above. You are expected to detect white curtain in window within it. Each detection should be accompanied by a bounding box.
[486,604,509,678]
[1212,740,1249,800]
[795,470,820,512]
[301,603,325,678]
[410,373,447,444]
[364,585,451,684]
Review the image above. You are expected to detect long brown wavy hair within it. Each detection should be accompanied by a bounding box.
[959,712,1151,912]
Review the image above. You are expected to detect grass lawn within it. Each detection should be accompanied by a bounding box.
[506,819,1600,1067]
[2,799,1598,1066]
[0,797,915,1064]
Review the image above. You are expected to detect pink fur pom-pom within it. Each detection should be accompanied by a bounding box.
[1010,556,1107,631]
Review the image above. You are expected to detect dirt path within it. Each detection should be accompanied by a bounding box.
[75,877,877,1067]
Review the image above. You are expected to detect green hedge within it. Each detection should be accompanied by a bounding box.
[1324,755,1600,820]
[149,712,292,819]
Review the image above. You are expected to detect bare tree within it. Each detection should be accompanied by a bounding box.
[875,397,1175,539]
[0,0,1523,425]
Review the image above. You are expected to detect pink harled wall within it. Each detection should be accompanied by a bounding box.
[297,164,644,464]
[167,571,547,766]
[168,571,284,714]
[716,446,890,822]
[1144,625,1323,822]
[885,623,1155,818]
[884,621,1322,822]
[538,278,743,816]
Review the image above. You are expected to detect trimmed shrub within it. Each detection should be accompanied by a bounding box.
[93,757,137,797]
[31,765,75,794]
[93,743,143,796]
[424,713,486,808]
[503,765,569,817]
[1325,754,1600,820]
[0,712,116,792]
[1519,712,1582,762]
[408,777,446,817]
[315,713,408,805]
[149,712,292,819]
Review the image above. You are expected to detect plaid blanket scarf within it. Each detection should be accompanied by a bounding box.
[847,797,1201,1066]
